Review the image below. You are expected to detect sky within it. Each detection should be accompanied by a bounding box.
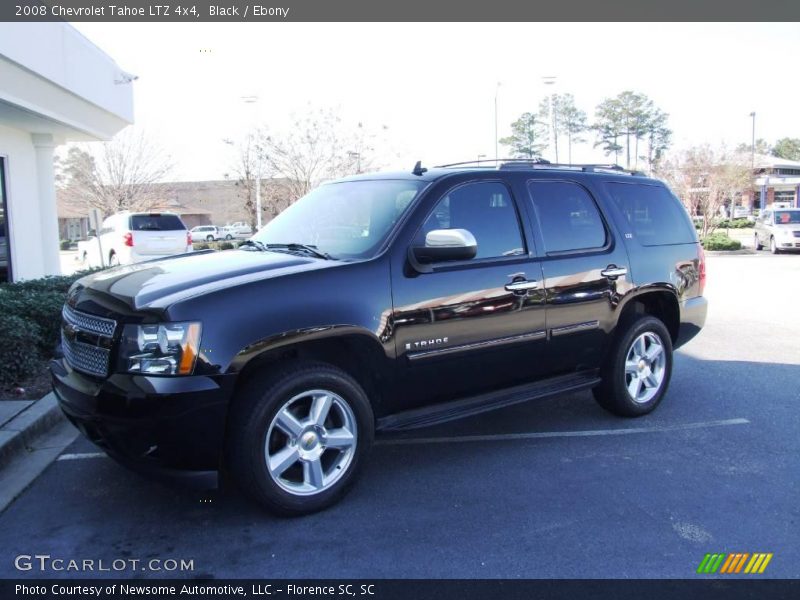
[72,22,800,182]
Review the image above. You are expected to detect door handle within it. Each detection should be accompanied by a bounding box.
[505,279,538,292]
[601,266,628,279]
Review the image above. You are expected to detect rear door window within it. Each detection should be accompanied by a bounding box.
[605,182,696,246]
[130,214,186,231]
[526,181,607,254]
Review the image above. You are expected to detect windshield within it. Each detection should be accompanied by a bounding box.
[774,210,800,224]
[252,180,424,259]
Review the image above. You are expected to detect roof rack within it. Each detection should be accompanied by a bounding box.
[433,158,645,176]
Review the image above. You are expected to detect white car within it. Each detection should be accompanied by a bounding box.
[190,225,222,242]
[221,221,253,240]
[79,212,193,267]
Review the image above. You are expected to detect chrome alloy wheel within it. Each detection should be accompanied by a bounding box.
[624,332,667,404]
[265,389,357,496]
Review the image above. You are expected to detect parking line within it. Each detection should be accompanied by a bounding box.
[56,452,108,461]
[376,418,750,446]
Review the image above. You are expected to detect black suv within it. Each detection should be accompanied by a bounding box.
[52,160,707,515]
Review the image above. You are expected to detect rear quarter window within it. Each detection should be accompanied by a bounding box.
[605,182,697,246]
[130,214,186,231]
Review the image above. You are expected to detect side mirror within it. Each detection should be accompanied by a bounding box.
[412,228,478,264]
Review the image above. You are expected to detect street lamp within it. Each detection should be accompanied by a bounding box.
[494,82,501,161]
[750,111,757,210]
[542,76,557,162]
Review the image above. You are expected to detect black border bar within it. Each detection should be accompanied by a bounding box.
[4,0,800,22]
[3,579,800,600]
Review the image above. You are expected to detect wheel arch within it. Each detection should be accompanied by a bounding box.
[230,327,393,418]
[615,287,680,344]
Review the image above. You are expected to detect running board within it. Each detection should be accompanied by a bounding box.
[377,371,601,432]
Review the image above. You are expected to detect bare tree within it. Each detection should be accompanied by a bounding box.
[255,108,380,202]
[657,145,751,238]
[224,131,269,231]
[57,130,173,217]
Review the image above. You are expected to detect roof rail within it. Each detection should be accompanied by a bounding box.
[432,158,644,176]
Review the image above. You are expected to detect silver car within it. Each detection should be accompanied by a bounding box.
[754,208,800,254]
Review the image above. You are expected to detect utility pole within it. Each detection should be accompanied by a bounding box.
[542,76,558,162]
[242,95,262,230]
[494,82,501,161]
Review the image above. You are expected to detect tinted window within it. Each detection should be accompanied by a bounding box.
[527,181,606,253]
[606,182,696,246]
[130,214,186,231]
[417,182,525,259]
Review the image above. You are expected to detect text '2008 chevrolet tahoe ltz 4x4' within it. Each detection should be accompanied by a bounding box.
[51,159,708,515]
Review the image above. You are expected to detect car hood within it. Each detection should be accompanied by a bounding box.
[72,249,334,311]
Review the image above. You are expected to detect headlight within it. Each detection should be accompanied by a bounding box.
[119,322,202,375]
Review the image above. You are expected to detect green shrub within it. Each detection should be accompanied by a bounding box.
[60,239,72,250]
[0,314,42,387]
[717,218,753,229]
[702,233,742,251]
[0,290,65,356]
[219,241,234,250]
[0,269,99,295]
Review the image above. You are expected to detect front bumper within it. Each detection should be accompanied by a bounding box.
[51,358,237,484]
[675,295,708,349]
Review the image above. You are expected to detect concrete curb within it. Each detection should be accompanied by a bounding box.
[0,393,65,470]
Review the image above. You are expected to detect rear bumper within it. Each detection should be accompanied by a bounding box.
[50,358,236,484]
[676,295,708,349]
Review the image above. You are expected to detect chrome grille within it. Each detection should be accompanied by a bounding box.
[63,305,116,337]
[61,305,117,377]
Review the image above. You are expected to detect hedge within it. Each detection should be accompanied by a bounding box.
[717,218,754,229]
[0,269,101,387]
[702,233,742,251]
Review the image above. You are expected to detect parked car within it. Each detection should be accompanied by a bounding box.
[52,160,707,515]
[221,221,253,240]
[78,212,193,267]
[190,225,222,242]
[754,207,800,253]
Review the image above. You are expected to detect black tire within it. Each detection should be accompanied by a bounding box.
[226,234,233,240]
[754,234,762,251]
[770,236,780,255]
[226,361,374,516]
[206,235,214,242]
[593,315,673,417]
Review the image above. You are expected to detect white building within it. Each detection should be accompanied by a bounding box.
[743,154,800,211]
[0,23,133,282]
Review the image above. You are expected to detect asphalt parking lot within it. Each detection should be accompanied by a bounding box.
[0,253,798,579]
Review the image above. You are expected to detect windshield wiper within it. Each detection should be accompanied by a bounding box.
[239,239,269,252]
[264,243,333,260]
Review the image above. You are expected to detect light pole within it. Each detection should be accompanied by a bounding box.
[494,82,501,161]
[542,76,557,162]
[477,153,486,164]
[242,95,263,230]
[750,111,757,210]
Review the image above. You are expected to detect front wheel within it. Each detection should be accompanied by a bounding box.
[754,233,763,251]
[770,236,780,254]
[206,234,214,242]
[226,362,374,516]
[594,315,673,417]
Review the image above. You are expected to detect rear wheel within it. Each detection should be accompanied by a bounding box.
[226,362,374,516]
[226,234,233,240]
[108,252,119,266]
[206,234,214,242]
[594,315,673,417]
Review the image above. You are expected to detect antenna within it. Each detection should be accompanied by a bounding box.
[412,161,427,176]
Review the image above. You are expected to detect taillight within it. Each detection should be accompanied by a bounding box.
[123,232,134,247]
[187,231,192,246]
[698,246,706,295]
